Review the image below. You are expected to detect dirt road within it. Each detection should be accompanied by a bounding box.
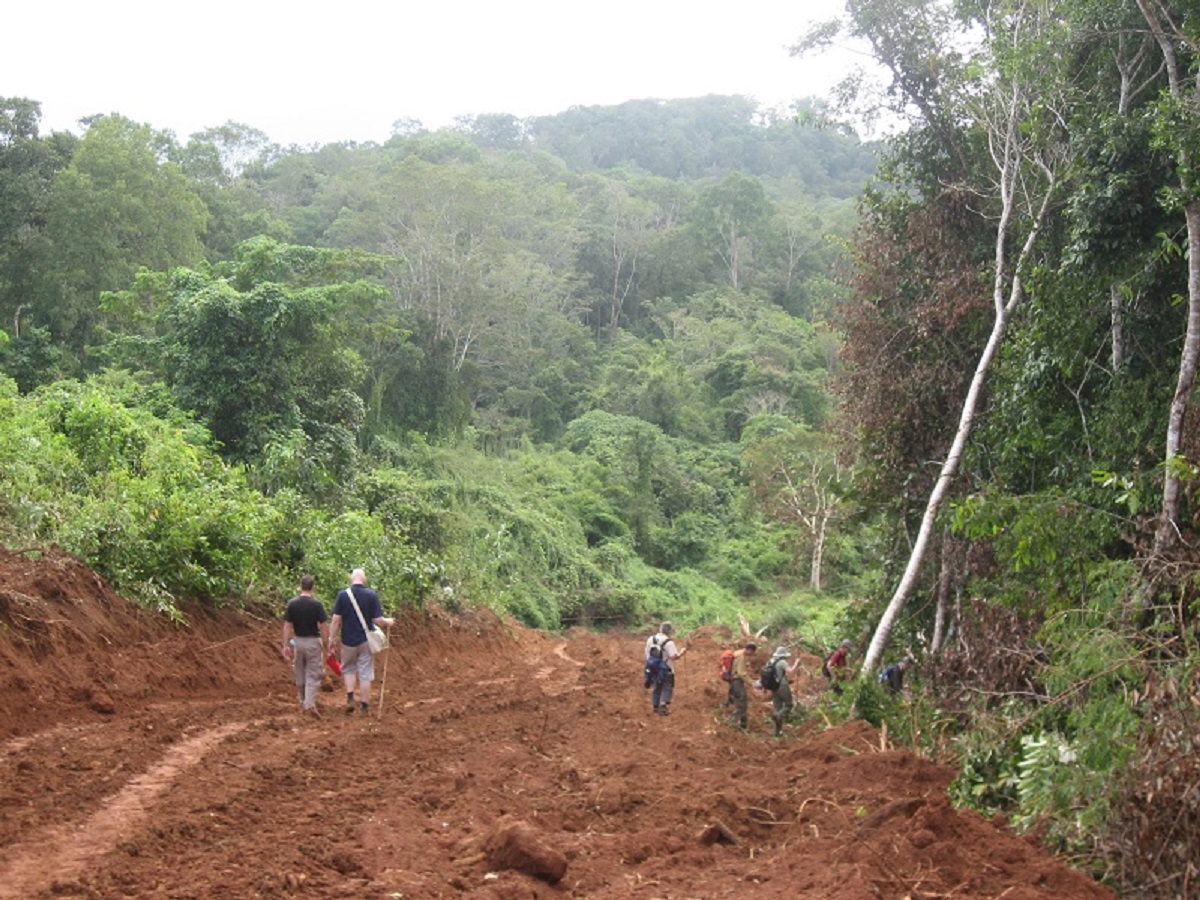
[0,548,1114,898]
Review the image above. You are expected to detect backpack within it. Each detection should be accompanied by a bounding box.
[759,660,782,692]
[643,634,669,688]
[719,649,734,682]
[644,654,666,688]
[647,634,667,660]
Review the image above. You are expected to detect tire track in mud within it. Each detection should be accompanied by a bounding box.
[0,720,250,899]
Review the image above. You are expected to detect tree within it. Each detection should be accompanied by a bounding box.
[827,0,1071,674]
[692,172,775,291]
[160,240,375,471]
[743,422,848,590]
[1135,0,1200,599]
[576,174,658,341]
[34,115,207,353]
[0,98,75,340]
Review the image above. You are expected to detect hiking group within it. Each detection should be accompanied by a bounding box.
[643,618,914,738]
[280,568,395,718]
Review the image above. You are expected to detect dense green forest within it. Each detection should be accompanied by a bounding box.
[5,0,1200,891]
[0,93,873,635]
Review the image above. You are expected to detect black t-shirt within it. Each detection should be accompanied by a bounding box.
[284,594,328,638]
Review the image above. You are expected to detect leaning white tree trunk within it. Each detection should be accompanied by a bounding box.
[862,222,1037,672]
[1136,0,1200,585]
[861,40,1061,674]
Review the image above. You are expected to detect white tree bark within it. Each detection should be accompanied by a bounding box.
[861,6,1064,673]
[1136,0,1200,580]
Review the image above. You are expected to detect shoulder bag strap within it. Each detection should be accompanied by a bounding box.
[347,586,371,633]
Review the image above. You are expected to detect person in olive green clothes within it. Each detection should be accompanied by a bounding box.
[765,646,799,737]
[726,642,758,730]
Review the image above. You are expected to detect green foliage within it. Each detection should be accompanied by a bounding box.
[161,246,372,469]
[946,587,1142,856]
[949,490,1122,613]
[751,588,857,655]
[525,95,878,194]
[0,375,267,610]
[296,509,440,611]
[34,115,208,355]
[949,706,1025,816]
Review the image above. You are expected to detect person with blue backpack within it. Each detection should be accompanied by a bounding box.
[879,655,914,694]
[644,621,687,715]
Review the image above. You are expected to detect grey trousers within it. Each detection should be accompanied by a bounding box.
[293,637,324,709]
[651,671,676,709]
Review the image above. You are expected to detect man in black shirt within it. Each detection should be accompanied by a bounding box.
[282,574,330,717]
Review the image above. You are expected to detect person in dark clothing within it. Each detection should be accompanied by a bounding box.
[282,574,330,717]
[880,656,914,694]
[329,568,394,716]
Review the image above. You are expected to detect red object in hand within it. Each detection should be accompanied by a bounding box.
[326,653,343,676]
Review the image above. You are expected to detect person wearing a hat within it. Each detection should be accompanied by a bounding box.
[766,646,799,737]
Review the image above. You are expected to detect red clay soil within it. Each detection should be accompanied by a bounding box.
[0,546,1115,899]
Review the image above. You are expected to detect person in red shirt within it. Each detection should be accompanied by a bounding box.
[824,639,853,695]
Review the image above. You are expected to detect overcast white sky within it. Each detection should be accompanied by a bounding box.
[5,0,859,147]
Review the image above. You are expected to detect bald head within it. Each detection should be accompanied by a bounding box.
[350,568,367,585]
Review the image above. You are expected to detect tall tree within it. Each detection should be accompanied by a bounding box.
[0,98,75,339]
[826,0,1071,673]
[692,172,775,291]
[160,240,375,469]
[35,115,207,351]
[743,423,847,590]
[1135,0,1200,599]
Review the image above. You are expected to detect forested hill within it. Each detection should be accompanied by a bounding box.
[0,90,871,624]
[521,95,877,192]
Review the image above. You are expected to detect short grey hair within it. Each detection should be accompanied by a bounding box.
[660,621,674,635]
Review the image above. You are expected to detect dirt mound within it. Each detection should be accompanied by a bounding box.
[0,546,1114,898]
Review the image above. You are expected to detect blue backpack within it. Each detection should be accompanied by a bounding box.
[643,635,669,688]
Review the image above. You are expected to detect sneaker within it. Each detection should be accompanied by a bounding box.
[345,703,356,715]
[359,704,370,716]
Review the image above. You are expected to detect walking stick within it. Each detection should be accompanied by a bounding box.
[377,641,391,719]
